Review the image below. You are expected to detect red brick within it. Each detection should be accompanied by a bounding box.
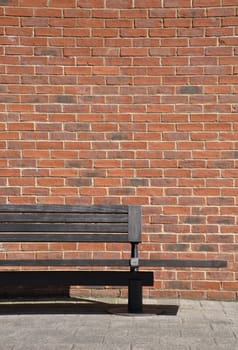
[193,17,220,27]
[164,18,191,28]
[164,0,190,7]
[77,0,104,7]
[120,28,147,37]
[193,280,222,290]
[49,0,76,7]
[20,0,47,5]
[208,7,235,16]
[106,0,133,8]
[149,28,176,37]
[223,16,238,26]
[35,9,62,17]
[51,187,78,195]
[93,9,119,18]
[135,0,162,7]
[193,0,221,6]
[120,48,148,56]
[106,19,132,28]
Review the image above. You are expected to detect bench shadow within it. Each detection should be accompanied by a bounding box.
[0,298,179,316]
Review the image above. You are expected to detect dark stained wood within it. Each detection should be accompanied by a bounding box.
[128,205,142,243]
[0,259,227,267]
[0,204,128,213]
[0,204,134,241]
[140,259,227,268]
[0,259,131,266]
[0,233,129,242]
[0,223,128,233]
[0,213,128,223]
[0,271,153,287]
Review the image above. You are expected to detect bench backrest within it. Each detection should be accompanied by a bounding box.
[0,204,142,243]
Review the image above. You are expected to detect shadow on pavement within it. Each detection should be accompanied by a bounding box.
[0,298,179,316]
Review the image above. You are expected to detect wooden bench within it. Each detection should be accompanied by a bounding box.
[0,204,153,313]
[0,204,227,314]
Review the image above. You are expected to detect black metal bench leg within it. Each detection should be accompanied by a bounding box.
[128,278,143,313]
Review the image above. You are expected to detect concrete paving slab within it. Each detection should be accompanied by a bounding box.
[0,298,237,350]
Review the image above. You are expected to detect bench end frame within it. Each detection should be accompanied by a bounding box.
[128,205,142,243]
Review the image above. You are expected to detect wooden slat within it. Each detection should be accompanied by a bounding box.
[0,213,128,223]
[0,233,129,242]
[0,259,130,266]
[0,204,128,214]
[140,259,227,268]
[0,271,154,287]
[0,223,128,233]
[0,259,226,267]
[128,206,142,242]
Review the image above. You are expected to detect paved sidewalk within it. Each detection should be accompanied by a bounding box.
[0,298,237,350]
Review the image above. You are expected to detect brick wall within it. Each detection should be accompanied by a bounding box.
[1,0,238,300]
